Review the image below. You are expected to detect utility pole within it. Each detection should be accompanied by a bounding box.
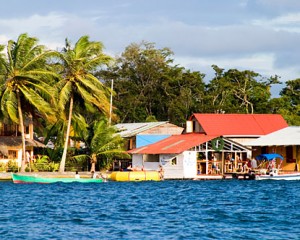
[109,79,114,125]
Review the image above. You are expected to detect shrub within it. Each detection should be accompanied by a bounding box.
[31,155,59,172]
[7,160,18,172]
[0,162,6,172]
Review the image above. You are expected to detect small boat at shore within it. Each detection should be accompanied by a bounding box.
[255,169,300,180]
[254,154,300,180]
[11,173,103,184]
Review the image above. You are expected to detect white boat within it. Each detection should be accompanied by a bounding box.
[256,168,300,180]
[255,153,300,180]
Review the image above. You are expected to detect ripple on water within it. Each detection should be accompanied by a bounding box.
[0,180,300,239]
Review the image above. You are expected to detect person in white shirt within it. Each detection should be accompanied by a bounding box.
[251,158,257,169]
[75,171,80,179]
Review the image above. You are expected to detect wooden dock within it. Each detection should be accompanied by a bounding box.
[224,172,256,180]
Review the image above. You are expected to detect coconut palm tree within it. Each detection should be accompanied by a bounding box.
[74,119,129,172]
[0,33,57,172]
[57,36,112,172]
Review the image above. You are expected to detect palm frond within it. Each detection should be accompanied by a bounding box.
[19,86,56,122]
[5,90,19,123]
[76,80,110,115]
[58,81,72,110]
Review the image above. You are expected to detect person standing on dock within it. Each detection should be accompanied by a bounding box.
[251,158,257,169]
[243,160,250,173]
[158,165,164,180]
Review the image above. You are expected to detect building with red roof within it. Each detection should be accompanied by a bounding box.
[127,114,288,179]
[187,113,288,144]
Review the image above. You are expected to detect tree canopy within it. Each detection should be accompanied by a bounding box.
[0,33,57,172]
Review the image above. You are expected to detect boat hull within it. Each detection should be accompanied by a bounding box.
[110,171,161,182]
[12,173,103,183]
[256,173,300,180]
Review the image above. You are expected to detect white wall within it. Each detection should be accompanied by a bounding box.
[183,151,197,178]
[132,154,161,171]
[131,151,197,179]
[132,154,143,167]
[160,154,184,179]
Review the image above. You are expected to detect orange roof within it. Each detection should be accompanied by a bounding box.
[191,114,288,136]
[128,133,217,154]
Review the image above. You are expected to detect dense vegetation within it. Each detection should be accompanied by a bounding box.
[0,34,299,171]
[99,41,300,126]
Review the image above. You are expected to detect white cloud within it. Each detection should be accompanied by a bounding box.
[0,3,299,88]
[175,53,300,83]
[252,12,300,33]
[0,12,66,34]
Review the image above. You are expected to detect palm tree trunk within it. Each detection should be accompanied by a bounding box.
[59,96,74,172]
[17,92,26,172]
[90,153,97,173]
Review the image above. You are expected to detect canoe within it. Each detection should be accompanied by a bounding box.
[11,173,103,184]
[110,171,161,182]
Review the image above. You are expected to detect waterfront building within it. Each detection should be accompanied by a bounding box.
[128,114,288,179]
[245,126,300,172]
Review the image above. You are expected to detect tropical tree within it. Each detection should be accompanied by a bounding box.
[205,65,280,114]
[99,41,206,125]
[270,78,300,125]
[57,36,112,172]
[0,33,57,172]
[73,119,129,172]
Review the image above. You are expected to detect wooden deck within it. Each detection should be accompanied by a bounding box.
[223,172,256,180]
[193,174,230,180]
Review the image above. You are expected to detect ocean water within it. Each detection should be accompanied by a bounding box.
[0,180,299,240]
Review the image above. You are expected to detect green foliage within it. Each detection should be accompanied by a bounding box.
[56,35,113,172]
[0,162,6,172]
[31,155,59,172]
[99,41,206,125]
[1,35,299,173]
[0,33,58,172]
[145,115,157,122]
[34,147,63,162]
[205,66,274,114]
[73,118,130,171]
[7,160,18,172]
[99,42,289,125]
[270,79,300,125]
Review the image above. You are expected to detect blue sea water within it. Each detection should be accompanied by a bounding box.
[0,180,299,240]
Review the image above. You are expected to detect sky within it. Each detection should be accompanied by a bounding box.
[1,0,300,96]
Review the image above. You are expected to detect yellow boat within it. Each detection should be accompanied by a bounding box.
[110,171,161,182]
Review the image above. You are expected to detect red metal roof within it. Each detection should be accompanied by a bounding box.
[128,133,217,154]
[191,114,288,136]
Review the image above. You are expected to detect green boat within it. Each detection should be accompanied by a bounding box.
[11,173,103,184]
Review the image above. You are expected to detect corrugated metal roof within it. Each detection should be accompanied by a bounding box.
[192,114,288,136]
[245,126,300,146]
[128,133,218,154]
[0,137,45,147]
[114,122,169,137]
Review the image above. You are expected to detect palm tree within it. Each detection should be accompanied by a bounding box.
[0,33,57,172]
[58,36,112,172]
[74,119,129,172]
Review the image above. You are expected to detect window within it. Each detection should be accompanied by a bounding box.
[171,157,177,165]
[143,154,159,162]
[286,146,295,163]
[8,150,17,159]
